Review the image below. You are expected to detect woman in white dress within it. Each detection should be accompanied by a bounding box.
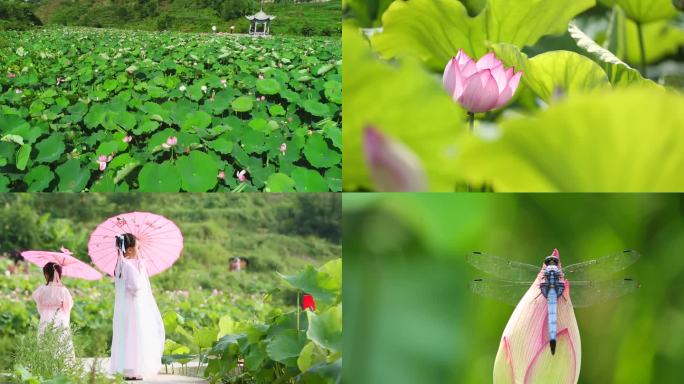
[110,233,165,380]
[32,262,74,355]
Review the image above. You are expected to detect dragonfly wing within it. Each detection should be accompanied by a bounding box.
[469,278,535,306]
[467,251,540,281]
[563,249,640,280]
[566,278,640,308]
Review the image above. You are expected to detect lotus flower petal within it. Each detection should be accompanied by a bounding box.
[459,70,500,113]
[476,52,501,71]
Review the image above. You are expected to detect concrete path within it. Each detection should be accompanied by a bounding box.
[82,358,207,384]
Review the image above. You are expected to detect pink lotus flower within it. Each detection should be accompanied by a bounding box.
[258,74,264,80]
[260,96,265,101]
[221,79,227,87]
[123,135,132,143]
[237,170,247,182]
[443,49,522,113]
[280,143,287,156]
[493,249,580,384]
[15,89,22,95]
[97,155,112,171]
[162,136,178,149]
[218,171,225,179]
[363,126,427,192]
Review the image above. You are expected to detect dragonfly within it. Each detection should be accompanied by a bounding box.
[467,248,640,355]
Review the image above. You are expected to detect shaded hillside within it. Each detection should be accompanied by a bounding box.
[33,0,340,35]
[0,0,43,30]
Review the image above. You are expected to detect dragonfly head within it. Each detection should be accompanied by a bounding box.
[543,255,560,266]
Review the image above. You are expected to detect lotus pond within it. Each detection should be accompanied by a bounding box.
[0,27,341,192]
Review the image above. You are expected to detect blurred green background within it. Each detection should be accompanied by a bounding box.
[343,193,684,384]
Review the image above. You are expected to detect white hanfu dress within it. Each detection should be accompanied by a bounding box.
[110,257,165,378]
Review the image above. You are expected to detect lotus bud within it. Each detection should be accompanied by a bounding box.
[363,126,427,192]
[443,49,522,113]
[493,249,580,384]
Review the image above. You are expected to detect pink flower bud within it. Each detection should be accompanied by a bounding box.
[280,143,287,156]
[218,171,225,179]
[8,73,16,79]
[363,127,427,192]
[258,74,264,80]
[493,249,580,384]
[97,155,109,171]
[166,136,178,146]
[123,135,132,143]
[443,49,522,113]
[237,170,247,182]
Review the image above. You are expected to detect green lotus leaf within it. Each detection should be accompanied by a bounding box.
[460,88,684,191]
[176,151,219,192]
[291,167,329,192]
[256,78,281,95]
[490,44,611,102]
[138,162,182,192]
[55,159,90,192]
[181,110,212,131]
[24,165,54,192]
[265,329,308,367]
[372,0,593,71]
[35,134,65,163]
[302,100,331,117]
[232,96,254,112]
[264,173,295,192]
[306,305,342,352]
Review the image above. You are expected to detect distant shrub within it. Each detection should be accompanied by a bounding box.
[221,0,257,20]
[301,22,315,36]
[157,15,173,30]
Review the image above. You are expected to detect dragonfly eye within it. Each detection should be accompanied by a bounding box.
[544,256,559,266]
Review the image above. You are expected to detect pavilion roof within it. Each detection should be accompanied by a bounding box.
[246,10,276,21]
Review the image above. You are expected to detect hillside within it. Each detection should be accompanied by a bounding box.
[0,194,341,292]
[32,0,340,35]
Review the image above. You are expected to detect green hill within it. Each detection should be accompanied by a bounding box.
[31,0,341,35]
[0,193,341,291]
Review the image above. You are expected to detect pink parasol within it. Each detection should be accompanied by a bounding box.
[87,211,183,277]
[21,247,103,280]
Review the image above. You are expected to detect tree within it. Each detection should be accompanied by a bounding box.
[221,0,257,20]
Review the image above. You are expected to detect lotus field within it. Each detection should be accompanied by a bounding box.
[0,28,341,192]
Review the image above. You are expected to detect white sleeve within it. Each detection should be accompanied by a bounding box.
[123,262,141,294]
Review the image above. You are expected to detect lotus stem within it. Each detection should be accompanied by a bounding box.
[467,111,475,132]
[296,291,301,332]
[636,21,646,76]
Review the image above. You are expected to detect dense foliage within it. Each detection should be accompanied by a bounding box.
[343,0,684,192]
[34,0,341,35]
[1,28,341,192]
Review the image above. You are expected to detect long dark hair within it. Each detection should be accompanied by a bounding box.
[43,262,62,285]
[115,233,137,277]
